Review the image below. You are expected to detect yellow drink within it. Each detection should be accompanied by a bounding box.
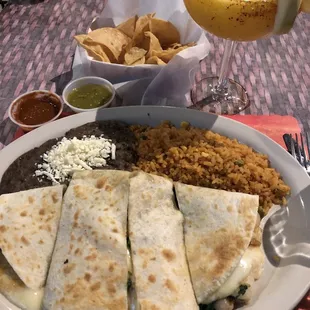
[184,0,278,41]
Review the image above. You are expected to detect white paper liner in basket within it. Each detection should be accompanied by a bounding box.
[72,0,211,107]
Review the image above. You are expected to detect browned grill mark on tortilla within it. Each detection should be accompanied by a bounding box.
[90,281,101,291]
[96,177,107,189]
[74,210,80,221]
[208,233,246,278]
[45,214,54,222]
[148,274,156,283]
[21,236,30,246]
[85,253,97,261]
[20,211,27,217]
[107,281,117,295]
[39,208,45,215]
[74,248,81,255]
[140,301,161,310]
[73,185,88,200]
[105,185,113,192]
[28,196,34,203]
[162,249,176,262]
[109,263,115,272]
[164,279,177,293]
[52,192,59,203]
[84,273,91,282]
[63,263,76,275]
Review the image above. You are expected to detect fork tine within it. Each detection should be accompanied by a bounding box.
[300,133,307,168]
[306,132,310,163]
[296,133,302,165]
[290,134,296,159]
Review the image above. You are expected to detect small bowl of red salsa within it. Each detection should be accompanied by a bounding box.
[9,90,63,132]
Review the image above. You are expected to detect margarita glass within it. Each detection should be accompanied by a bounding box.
[185,0,308,114]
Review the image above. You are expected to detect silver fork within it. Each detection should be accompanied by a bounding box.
[289,133,309,169]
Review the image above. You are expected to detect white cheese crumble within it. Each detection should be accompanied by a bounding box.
[35,135,116,183]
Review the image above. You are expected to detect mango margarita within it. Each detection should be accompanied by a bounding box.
[184,0,309,41]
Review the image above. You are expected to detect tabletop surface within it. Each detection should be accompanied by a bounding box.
[0,1,310,307]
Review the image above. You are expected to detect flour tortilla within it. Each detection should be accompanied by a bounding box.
[174,183,259,304]
[0,251,44,310]
[129,172,198,310]
[0,185,63,291]
[43,170,129,310]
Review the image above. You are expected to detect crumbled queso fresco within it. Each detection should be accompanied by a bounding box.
[35,135,116,183]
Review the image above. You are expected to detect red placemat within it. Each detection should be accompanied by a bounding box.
[224,115,301,149]
[13,114,301,147]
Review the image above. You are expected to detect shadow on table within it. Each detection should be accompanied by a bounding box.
[0,118,18,147]
[50,54,75,98]
[6,0,43,4]
[51,70,73,96]
[263,185,310,268]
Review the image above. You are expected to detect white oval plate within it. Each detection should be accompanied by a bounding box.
[0,106,309,310]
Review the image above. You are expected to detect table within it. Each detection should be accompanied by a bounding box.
[0,0,310,308]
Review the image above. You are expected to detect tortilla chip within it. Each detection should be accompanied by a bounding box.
[116,15,138,38]
[132,13,154,47]
[146,56,166,65]
[149,18,180,48]
[142,31,162,58]
[131,56,146,66]
[74,35,111,62]
[74,13,194,66]
[87,27,131,63]
[152,45,188,63]
[169,43,183,49]
[124,47,147,65]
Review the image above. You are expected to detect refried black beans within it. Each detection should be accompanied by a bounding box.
[0,121,138,194]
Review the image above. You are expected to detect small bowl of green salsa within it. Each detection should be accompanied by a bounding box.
[62,77,115,113]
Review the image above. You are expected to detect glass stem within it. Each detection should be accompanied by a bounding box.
[217,40,236,89]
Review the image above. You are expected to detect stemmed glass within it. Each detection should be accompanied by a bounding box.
[190,40,248,114]
[184,0,302,114]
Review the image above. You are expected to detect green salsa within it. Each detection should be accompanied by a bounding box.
[67,84,112,109]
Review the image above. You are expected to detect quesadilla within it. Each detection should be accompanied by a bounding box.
[0,185,63,292]
[128,172,198,310]
[0,251,44,310]
[43,170,130,310]
[174,182,263,307]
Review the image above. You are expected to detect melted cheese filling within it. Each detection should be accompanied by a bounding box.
[8,288,44,310]
[127,249,133,274]
[206,247,258,303]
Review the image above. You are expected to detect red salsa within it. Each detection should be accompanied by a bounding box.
[13,92,61,126]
